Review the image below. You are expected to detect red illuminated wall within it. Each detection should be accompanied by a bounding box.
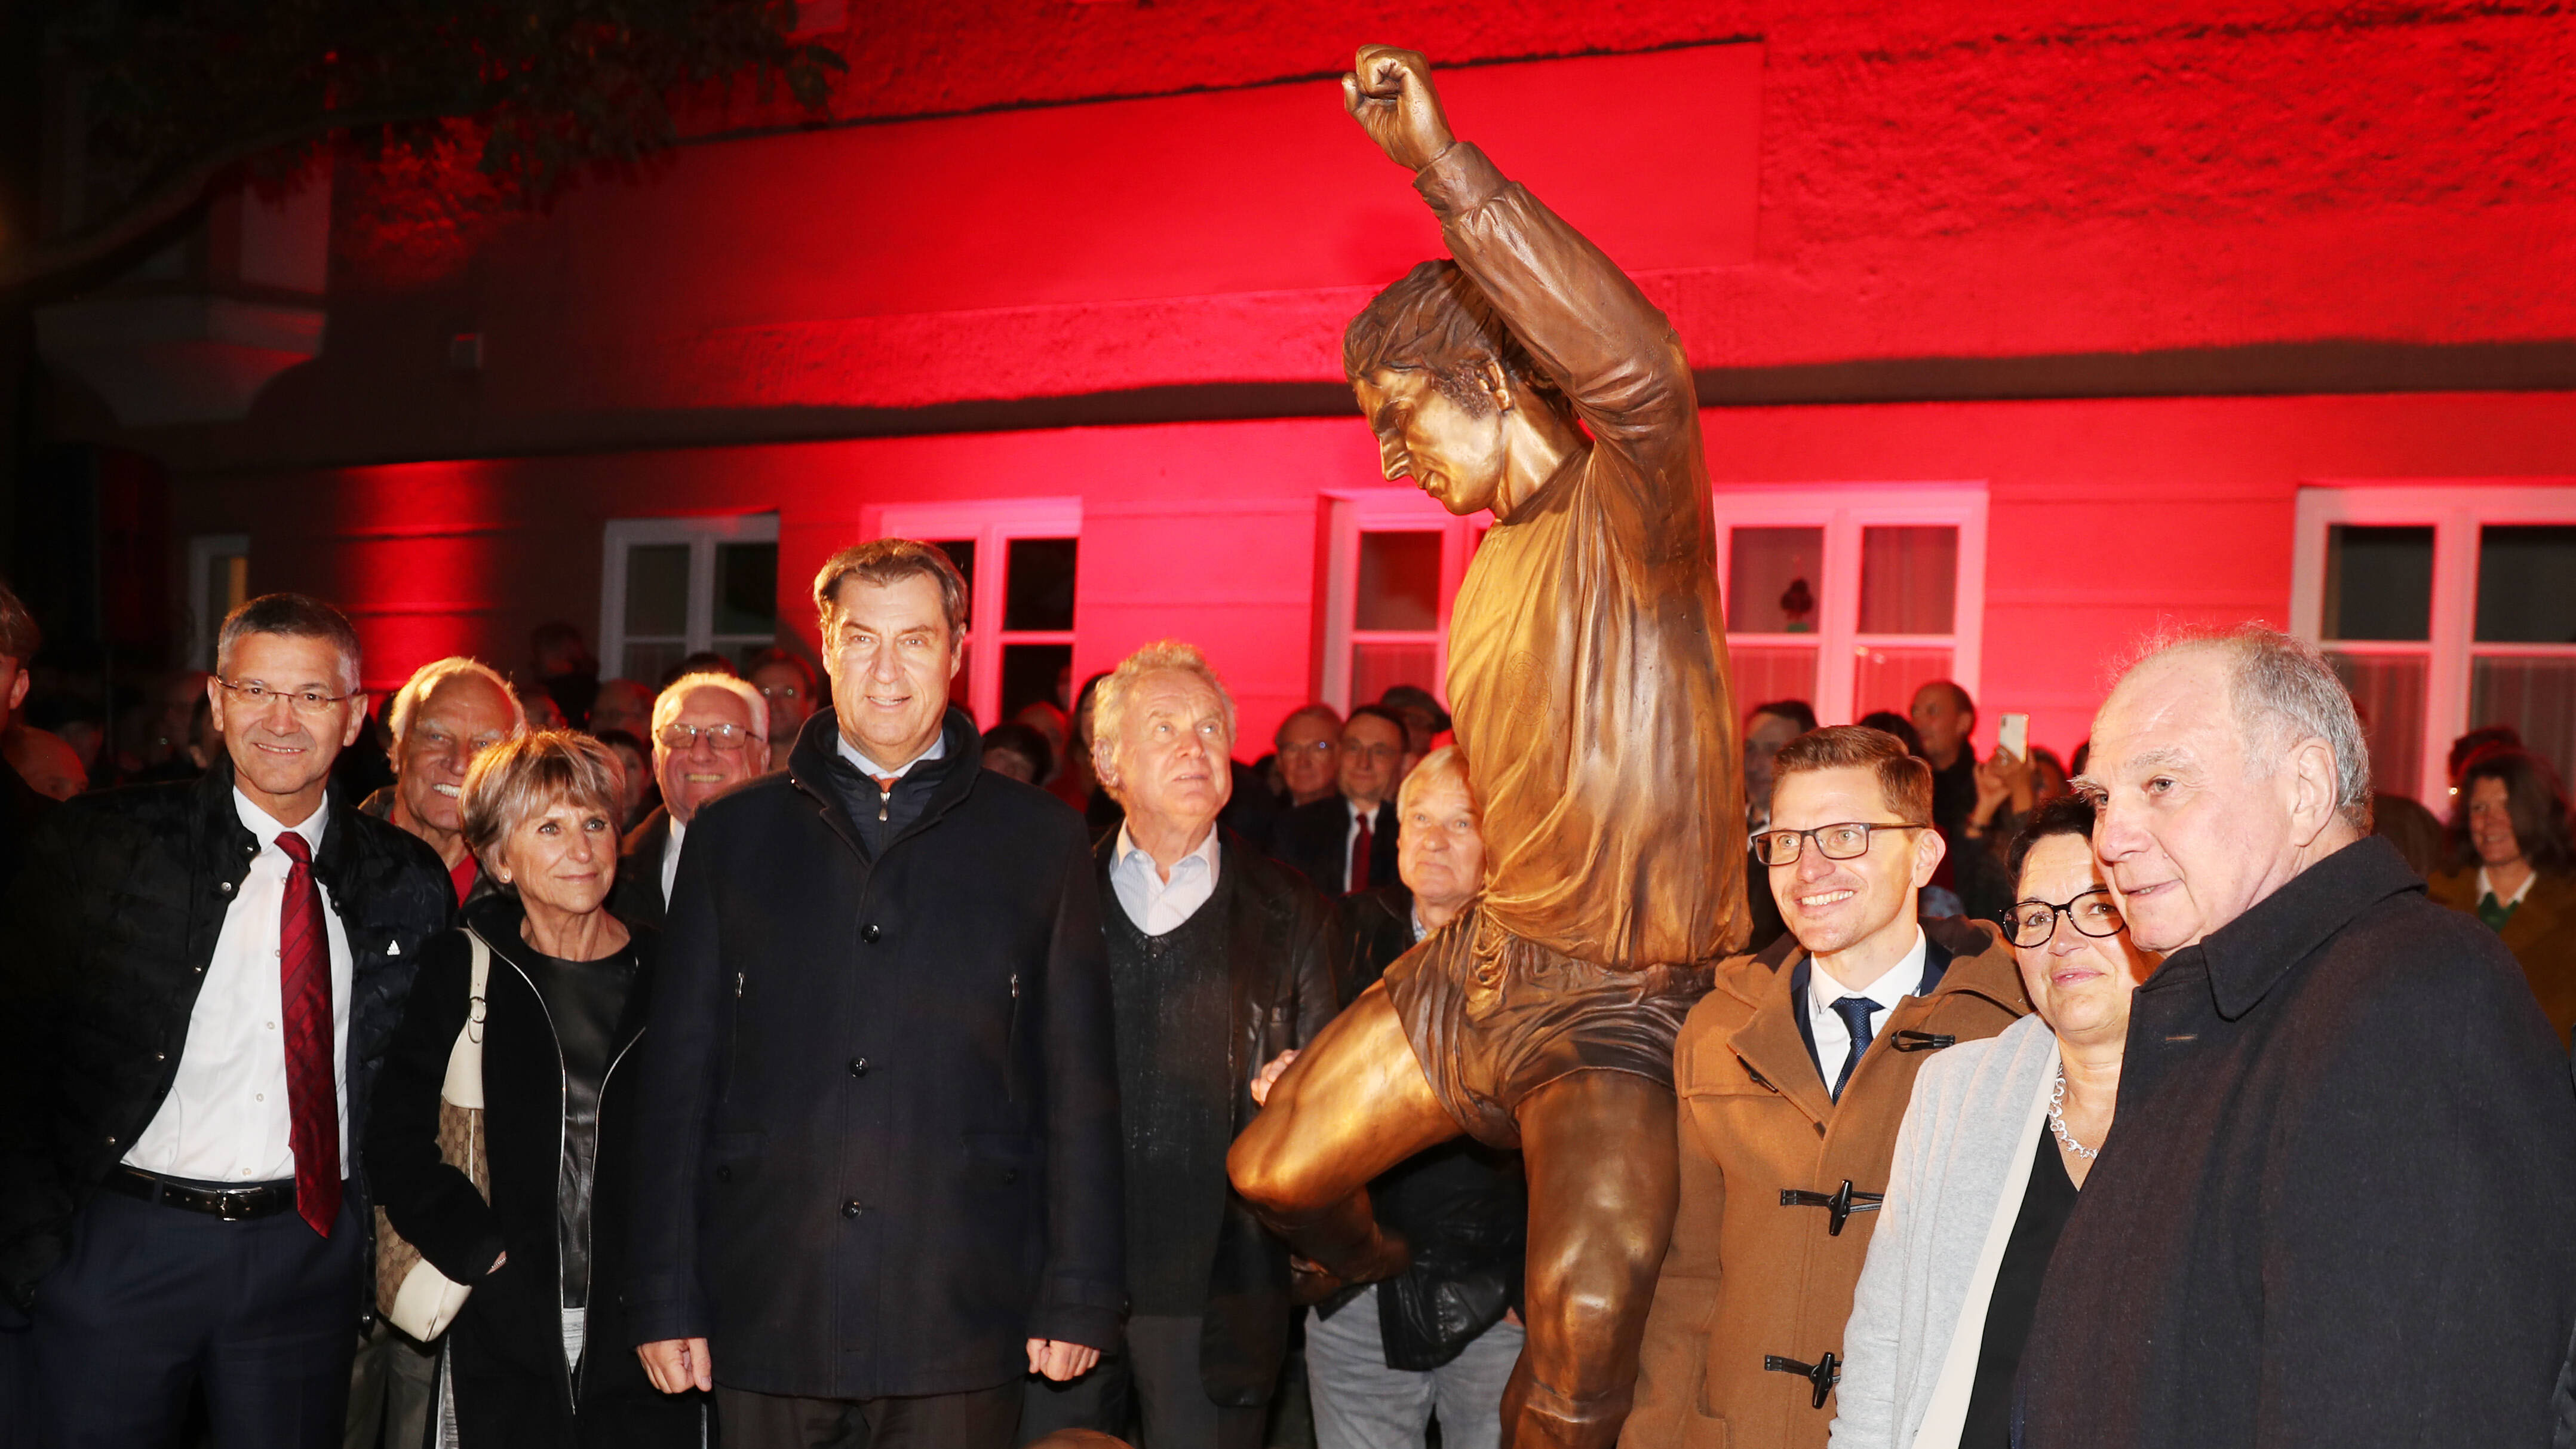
[97,0,2576,762]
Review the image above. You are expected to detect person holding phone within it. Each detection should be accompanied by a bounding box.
[1952,714,2038,927]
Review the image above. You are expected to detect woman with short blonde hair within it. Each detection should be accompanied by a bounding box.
[367,731,704,1445]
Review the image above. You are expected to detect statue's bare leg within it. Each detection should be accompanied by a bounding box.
[1500,1072,1679,1449]
[1228,983,1461,1281]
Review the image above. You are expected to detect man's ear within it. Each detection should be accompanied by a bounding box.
[341,693,370,749]
[2285,735,2342,845]
[1912,821,1949,889]
[1477,359,1514,415]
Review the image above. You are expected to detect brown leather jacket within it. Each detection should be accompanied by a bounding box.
[1625,918,2029,1449]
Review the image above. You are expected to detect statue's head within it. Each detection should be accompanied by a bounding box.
[1344,260,1568,517]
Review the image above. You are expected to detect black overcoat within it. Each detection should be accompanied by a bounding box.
[1268,795,1399,897]
[624,707,1124,1399]
[366,894,697,1441]
[2020,836,2576,1447]
[0,757,453,1315]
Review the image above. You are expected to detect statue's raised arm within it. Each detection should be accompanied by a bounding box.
[1344,46,1704,562]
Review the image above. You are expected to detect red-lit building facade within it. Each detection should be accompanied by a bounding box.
[35,1,2576,805]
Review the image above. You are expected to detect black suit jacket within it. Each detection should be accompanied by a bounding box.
[625,708,1124,1398]
[0,757,455,1315]
[610,806,675,931]
[1269,795,1399,896]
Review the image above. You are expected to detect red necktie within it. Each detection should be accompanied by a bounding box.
[273,833,341,1237]
[1349,812,1373,894]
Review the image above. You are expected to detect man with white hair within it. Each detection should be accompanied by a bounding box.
[1020,638,1341,1449]
[607,671,765,930]
[2017,626,2576,1448]
[361,656,526,906]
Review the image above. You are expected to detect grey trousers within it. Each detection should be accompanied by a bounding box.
[345,1319,438,1449]
[1304,1287,1524,1449]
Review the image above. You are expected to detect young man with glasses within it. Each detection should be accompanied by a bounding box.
[1626,724,2029,1449]
[608,672,766,930]
[1,593,454,1447]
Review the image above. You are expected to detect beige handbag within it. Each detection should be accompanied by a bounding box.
[374,931,492,1340]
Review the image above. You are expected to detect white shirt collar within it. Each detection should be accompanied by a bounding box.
[1807,925,1930,1017]
[1114,821,1221,881]
[839,729,947,781]
[2477,865,2538,908]
[1347,795,1382,825]
[234,787,327,856]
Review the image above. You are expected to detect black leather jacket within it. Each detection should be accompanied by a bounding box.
[0,758,453,1315]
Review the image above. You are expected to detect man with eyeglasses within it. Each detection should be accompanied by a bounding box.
[609,671,766,931]
[1,593,454,1447]
[1627,724,2027,1449]
[1272,704,1417,896]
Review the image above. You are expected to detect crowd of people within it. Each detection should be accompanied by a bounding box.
[3,551,2575,1449]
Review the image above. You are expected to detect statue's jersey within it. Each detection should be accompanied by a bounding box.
[1418,142,1748,970]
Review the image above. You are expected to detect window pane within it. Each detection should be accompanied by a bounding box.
[1728,644,1817,713]
[2475,526,2576,644]
[1352,641,1440,707]
[2325,651,2426,795]
[1727,527,1824,633]
[624,544,690,638]
[1857,526,1957,636]
[622,640,686,688]
[713,542,778,638]
[1002,643,1073,723]
[950,643,974,708]
[2471,655,2576,786]
[1854,646,1953,722]
[1356,532,1441,632]
[2322,525,2433,642]
[1004,538,1079,633]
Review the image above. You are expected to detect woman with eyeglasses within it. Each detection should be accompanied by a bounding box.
[1828,793,2159,1449]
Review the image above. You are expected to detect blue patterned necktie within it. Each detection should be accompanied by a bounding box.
[1829,996,1878,1102]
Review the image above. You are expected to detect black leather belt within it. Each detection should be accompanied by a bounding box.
[105,1166,298,1221]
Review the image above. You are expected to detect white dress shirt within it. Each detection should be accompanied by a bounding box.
[838,730,948,782]
[2478,865,2538,910]
[1806,926,1929,1092]
[124,791,354,1183]
[661,818,687,907]
[1110,824,1222,937]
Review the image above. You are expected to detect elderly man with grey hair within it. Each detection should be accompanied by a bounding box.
[1021,639,1343,1449]
[2012,626,2576,1449]
[606,670,765,931]
[361,656,527,908]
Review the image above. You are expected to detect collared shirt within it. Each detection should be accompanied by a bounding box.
[124,790,355,1183]
[1109,823,1222,937]
[2477,865,2538,910]
[1806,926,1930,1091]
[661,818,687,907]
[838,730,948,782]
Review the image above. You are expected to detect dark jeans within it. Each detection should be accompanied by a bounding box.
[716,1380,1019,1449]
[1018,1315,1265,1449]
[31,1186,361,1448]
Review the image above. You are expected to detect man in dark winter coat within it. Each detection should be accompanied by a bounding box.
[2024,627,2576,1448]
[1020,640,1343,1449]
[627,539,1123,1449]
[0,593,455,1447]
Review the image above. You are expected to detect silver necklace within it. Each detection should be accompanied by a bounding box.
[2048,1064,2098,1160]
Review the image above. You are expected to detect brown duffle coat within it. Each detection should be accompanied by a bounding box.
[1624,917,2029,1449]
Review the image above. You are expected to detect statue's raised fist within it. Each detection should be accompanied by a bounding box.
[1341,45,1456,172]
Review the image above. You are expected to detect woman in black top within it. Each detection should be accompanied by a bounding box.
[367,731,704,1447]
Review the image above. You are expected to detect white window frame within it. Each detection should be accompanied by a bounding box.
[186,532,250,671]
[2291,481,2576,804]
[599,512,782,684]
[1318,489,1483,713]
[866,497,1082,728]
[1712,484,1989,726]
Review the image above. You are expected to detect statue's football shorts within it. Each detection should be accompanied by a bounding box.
[1381,900,1714,1150]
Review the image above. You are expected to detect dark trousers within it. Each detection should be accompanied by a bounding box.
[31,1187,361,1448]
[717,1380,1018,1449]
[1018,1315,1265,1449]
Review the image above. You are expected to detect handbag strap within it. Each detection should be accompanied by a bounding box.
[440,931,492,1109]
